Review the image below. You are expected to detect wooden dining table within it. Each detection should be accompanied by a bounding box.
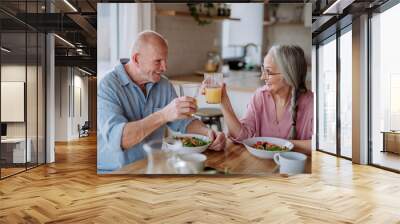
[113,140,311,175]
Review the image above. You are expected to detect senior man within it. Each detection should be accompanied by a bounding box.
[98,30,226,173]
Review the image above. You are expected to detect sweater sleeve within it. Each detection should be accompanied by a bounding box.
[228,91,261,142]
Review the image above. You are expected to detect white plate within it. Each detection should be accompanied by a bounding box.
[242,137,294,159]
[164,134,211,154]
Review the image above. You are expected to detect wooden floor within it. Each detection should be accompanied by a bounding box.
[372,150,400,171]
[1,135,400,223]
[1,163,45,178]
[1,167,26,178]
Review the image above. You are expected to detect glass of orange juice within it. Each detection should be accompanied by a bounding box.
[179,83,200,115]
[204,73,223,104]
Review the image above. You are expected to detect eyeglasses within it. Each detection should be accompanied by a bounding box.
[261,66,281,77]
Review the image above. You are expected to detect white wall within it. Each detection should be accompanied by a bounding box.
[54,67,89,141]
[55,67,68,141]
[73,74,89,138]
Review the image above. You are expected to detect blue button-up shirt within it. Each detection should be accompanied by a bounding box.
[97,62,194,173]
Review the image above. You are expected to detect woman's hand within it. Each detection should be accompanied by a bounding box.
[185,120,226,151]
[200,80,242,140]
[220,83,229,104]
[200,80,229,105]
[207,129,226,151]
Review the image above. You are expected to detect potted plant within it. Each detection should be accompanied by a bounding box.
[187,3,214,26]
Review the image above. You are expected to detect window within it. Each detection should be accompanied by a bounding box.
[0,1,46,179]
[317,36,337,154]
[97,3,153,81]
[370,2,400,171]
[339,29,352,158]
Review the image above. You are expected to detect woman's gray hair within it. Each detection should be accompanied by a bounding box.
[268,45,308,140]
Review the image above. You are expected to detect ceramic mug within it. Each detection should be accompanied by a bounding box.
[273,152,307,175]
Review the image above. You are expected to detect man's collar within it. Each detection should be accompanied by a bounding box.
[115,62,158,93]
[115,62,131,86]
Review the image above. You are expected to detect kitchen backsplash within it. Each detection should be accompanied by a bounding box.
[155,4,222,77]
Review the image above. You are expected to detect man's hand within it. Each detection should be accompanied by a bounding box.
[160,97,197,122]
[207,129,226,151]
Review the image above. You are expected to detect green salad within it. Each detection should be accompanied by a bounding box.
[252,141,288,151]
[174,136,210,147]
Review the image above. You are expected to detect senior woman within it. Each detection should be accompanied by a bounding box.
[220,45,313,155]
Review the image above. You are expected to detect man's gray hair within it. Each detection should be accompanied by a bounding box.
[268,45,308,140]
[131,30,168,55]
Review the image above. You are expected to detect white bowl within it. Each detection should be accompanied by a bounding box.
[242,137,294,159]
[164,134,211,154]
[179,153,207,172]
